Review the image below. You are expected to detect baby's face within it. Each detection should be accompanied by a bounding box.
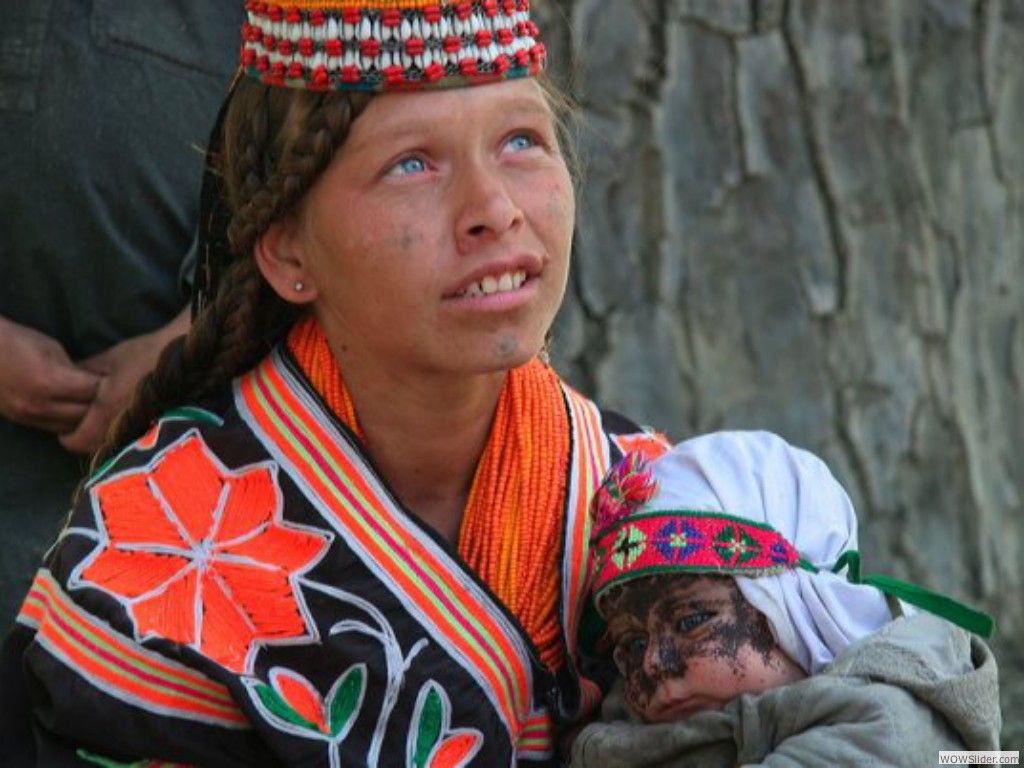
[604,574,805,723]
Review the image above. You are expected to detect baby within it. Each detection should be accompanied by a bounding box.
[572,431,1001,768]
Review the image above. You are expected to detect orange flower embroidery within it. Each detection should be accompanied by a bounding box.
[77,431,331,673]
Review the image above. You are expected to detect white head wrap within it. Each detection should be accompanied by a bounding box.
[645,430,896,674]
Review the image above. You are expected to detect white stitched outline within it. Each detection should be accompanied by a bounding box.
[234,356,535,744]
[243,663,367,768]
[68,428,334,676]
[405,679,484,768]
[243,579,427,768]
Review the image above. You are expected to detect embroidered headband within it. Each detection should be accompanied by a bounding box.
[589,454,806,602]
[589,446,994,639]
[240,1,546,92]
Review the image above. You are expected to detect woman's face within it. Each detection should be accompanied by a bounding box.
[288,78,574,378]
[605,575,806,723]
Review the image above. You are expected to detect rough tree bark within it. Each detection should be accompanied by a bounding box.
[539,0,1023,744]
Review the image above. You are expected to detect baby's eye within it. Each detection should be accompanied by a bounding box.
[504,132,537,153]
[387,155,427,176]
[676,612,714,633]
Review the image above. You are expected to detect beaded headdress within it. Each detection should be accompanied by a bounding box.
[589,438,993,640]
[240,1,546,92]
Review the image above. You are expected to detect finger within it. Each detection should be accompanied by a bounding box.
[59,409,108,455]
[47,364,102,404]
[58,384,116,455]
[7,398,92,435]
[78,349,114,376]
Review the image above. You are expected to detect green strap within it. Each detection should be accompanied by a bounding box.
[831,551,995,639]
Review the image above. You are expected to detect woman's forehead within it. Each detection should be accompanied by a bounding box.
[349,78,548,143]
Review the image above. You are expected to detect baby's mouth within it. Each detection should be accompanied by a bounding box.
[648,693,714,722]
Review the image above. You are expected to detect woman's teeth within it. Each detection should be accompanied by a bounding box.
[460,270,527,298]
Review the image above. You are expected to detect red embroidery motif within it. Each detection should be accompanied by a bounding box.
[78,431,331,673]
[611,430,671,462]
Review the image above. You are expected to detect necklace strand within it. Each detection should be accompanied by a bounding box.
[288,317,569,670]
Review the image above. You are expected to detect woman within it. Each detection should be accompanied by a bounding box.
[1,2,668,766]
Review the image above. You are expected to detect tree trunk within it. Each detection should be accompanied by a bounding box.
[541,0,1023,743]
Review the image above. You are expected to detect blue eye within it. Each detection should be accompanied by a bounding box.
[505,133,536,152]
[676,612,713,633]
[388,155,427,176]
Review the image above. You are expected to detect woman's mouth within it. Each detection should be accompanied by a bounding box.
[454,269,528,299]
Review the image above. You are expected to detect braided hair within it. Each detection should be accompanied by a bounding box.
[89,80,371,475]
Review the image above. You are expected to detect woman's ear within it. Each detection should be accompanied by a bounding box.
[254,216,318,304]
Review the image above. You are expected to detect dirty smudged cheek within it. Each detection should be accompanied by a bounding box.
[625,662,658,711]
[656,635,685,677]
[382,226,425,253]
[691,583,775,674]
[621,634,690,711]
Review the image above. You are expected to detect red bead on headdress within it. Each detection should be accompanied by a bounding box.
[239,0,546,92]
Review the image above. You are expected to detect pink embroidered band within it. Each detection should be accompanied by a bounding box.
[590,509,806,602]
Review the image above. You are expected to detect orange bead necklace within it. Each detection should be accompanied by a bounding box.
[288,317,570,671]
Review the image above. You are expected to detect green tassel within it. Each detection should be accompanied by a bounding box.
[831,551,995,639]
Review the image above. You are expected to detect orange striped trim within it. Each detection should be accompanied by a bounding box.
[515,710,553,758]
[560,385,611,664]
[236,353,535,740]
[16,570,248,729]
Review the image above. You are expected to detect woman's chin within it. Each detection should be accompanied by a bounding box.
[441,332,546,375]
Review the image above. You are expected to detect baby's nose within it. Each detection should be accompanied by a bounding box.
[642,635,685,679]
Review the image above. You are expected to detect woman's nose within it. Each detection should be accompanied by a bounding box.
[454,163,523,251]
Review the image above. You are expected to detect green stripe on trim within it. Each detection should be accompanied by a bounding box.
[257,370,522,706]
[36,576,236,710]
[252,367,528,717]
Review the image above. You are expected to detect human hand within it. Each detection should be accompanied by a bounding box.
[58,309,190,455]
[0,315,101,434]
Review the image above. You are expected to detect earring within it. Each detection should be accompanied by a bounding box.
[294,280,305,292]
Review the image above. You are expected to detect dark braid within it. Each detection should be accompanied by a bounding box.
[86,80,371,480]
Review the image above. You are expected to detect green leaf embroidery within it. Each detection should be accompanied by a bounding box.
[75,750,155,768]
[413,686,444,768]
[255,682,322,733]
[329,665,365,737]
